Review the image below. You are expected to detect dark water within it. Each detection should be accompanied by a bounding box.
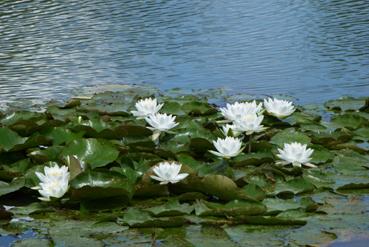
[1,0,369,106]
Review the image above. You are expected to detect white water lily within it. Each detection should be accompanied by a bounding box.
[32,164,70,201]
[233,113,266,135]
[131,98,163,119]
[276,142,316,168]
[145,113,179,137]
[221,124,242,137]
[150,161,189,184]
[220,101,263,122]
[263,98,295,118]
[210,136,244,159]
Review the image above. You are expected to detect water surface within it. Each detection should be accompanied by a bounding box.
[1,0,369,105]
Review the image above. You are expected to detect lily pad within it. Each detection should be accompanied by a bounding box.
[199,175,240,201]
[0,177,25,197]
[330,113,368,130]
[325,97,368,111]
[70,171,134,201]
[0,128,27,152]
[119,208,186,227]
[272,178,315,196]
[62,138,119,169]
[270,128,311,147]
[146,199,193,216]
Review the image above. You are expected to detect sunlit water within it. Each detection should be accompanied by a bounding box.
[0,0,369,106]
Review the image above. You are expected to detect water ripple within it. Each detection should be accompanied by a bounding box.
[0,0,369,104]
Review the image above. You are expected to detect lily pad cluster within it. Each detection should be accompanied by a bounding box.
[0,90,368,246]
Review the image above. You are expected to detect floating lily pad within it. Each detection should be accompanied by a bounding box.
[119,208,186,227]
[146,199,193,216]
[70,171,134,201]
[272,178,315,196]
[0,128,27,152]
[62,138,119,169]
[194,199,266,217]
[330,113,368,130]
[199,175,240,201]
[270,128,311,147]
[0,177,25,197]
[325,97,368,111]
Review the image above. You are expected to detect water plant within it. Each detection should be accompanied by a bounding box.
[0,89,368,246]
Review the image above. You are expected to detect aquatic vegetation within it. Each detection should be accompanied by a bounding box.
[150,161,189,184]
[131,97,163,119]
[0,90,368,246]
[219,101,263,121]
[32,163,69,201]
[233,113,266,135]
[264,98,295,118]
[276,142,315,168]
[221,124,242,137]
[210,137,244,159]
[145,112,179,141]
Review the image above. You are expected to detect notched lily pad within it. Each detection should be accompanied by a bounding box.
[194,199,266,217]
[234,152,274,167]
[119,208,186,228]
[62,138,119,169]
[145,199,193,216]
[0,128,27,152]
[70,171,134,201]
[272,178,315,197]
[330,113,368,130]
[270,128,311,147]
[325,96,368,111]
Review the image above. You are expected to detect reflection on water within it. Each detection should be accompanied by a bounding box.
[0,0,369,105]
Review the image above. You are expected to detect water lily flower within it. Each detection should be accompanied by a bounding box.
[276,142,316,168]
[221,124,242,137]
[233,113,266,135]
[131,98,163,119]
[145,113,179,140]
[263,98,295,118]
[32,164,70,201]
[220,101,263,122]
[210,136,244,159]
[150,161,189,184]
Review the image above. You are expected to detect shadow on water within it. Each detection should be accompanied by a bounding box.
[0,0,369,105]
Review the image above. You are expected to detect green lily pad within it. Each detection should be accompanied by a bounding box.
[285,111,321,126]
[45,127,83,145]
[70,171,134,201]
[119,208,186,227]
[0,128,27,152]
[272,178,315,196]
[263,198,302,214]
[353,127,369,141]
[194,199,266,217]
[242,183,266,201]
[0,177,25,197]
[310,145,334,164]
[62,138,119,169]
[270,128,311,147]
[182,101,216,116]
[325,97,368,111]
[199,175,240,201]
[1,111,45,126]
[28,146,64,163]
[234,152,274,167]
[330,113,368,130]
[146,199,193,216]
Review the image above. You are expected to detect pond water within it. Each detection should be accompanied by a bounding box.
[0,0,369,105]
